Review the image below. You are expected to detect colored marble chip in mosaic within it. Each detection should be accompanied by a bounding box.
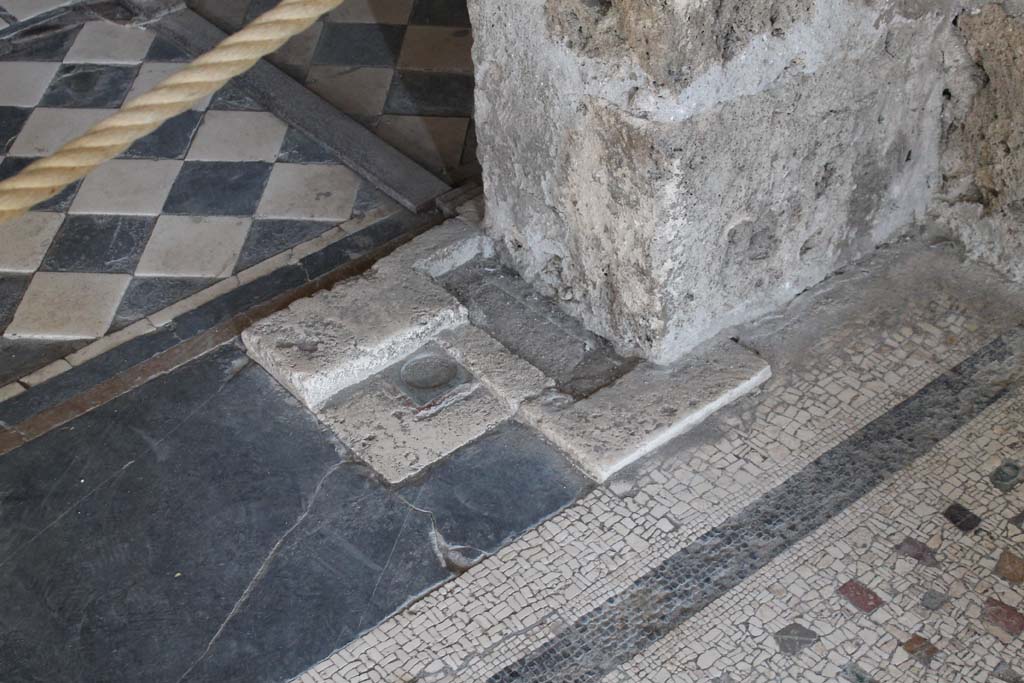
[836,579,884,614]
[772,623,819,655]
[901,635,939,667]
[943,502,983,532]
[985,598,1024,638]
[894,536,940,566]
[995,550,1024,584]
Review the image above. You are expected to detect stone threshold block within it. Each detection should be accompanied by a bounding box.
[318,329,550,484]
[242,218,490,410]
[519,338,772,482]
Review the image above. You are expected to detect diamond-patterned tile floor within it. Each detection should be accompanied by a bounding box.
[188,0,477,181]
[0,17,400,385]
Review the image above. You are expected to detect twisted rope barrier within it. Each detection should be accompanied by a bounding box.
[0,0,346,224]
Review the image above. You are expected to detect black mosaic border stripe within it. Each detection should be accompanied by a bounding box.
[0,210,438,428]
[489,330,1019,683]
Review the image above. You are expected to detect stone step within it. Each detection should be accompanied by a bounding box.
[242,218,492,409]
[519,338,772,481]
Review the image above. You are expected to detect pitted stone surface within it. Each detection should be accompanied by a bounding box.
[376,216,494,280]
[519,338,771,481]
[318,344,512,484]
[242,270,467,409]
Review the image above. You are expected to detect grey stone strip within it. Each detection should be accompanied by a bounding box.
[131,3,453,213]
[0,0,128,45]
[488,329,1019,683]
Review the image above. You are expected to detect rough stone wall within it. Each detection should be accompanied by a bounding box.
[468,0,963,362]
[933,2,1024,283]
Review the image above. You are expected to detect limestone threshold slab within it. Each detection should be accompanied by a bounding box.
[519,338,772,481]
[244,215,772,485]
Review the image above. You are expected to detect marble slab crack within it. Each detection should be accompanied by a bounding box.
[0,458,135,571]
[349,492,439,637]
[398,489,491,574]
[175,457,347,683]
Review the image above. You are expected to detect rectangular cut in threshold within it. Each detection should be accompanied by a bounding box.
[440,258,637,398]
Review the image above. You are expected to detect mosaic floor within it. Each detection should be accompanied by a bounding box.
[188,0,477,181]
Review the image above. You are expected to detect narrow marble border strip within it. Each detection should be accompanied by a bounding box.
[0,209,446,448]
[487,329,1018,682]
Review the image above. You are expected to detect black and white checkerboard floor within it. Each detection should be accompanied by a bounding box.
[189,0,477,180]
[0,18,398,386]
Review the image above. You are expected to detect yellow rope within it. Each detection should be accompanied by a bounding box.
[0,0,346,224]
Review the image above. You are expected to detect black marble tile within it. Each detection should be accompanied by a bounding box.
[0,106,30,154]
[0,157,79,212]
[110,276,216,331]
[39,63,139,108]
[384,71,474,117]
[208,80,264,111]
[163,161,272,216]
[0,275,28,334]
[351,181,392,217]
[121,110,203,160]
[313,22,406,67]
[400,421,588,566]
[0,26,80,61]
[461,118,478,166]
[235,218,335,272]
[409,0,471,27]
[0,338,85,387]
[243,0,278,22]
[145,36,191,62]
[183,460,450,682]
[40,214,156,274]
[276,126,339,164]
[1012,510,1024,531]
[0,347,354,682]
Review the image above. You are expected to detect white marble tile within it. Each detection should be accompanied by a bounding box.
[0,212,64,273]
[0,62,61,107]
[256,163,359,220]
[3,0,68,21]
[4,272,130,340]
[135,215,250,278]
[305,66,394,119]
[126,62,212,110]
[186,110,288,162]
[69,159,182,215]
[8,108,109,157]
[63,21,155,64]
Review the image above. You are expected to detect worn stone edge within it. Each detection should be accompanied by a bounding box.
[521,355,773,482]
